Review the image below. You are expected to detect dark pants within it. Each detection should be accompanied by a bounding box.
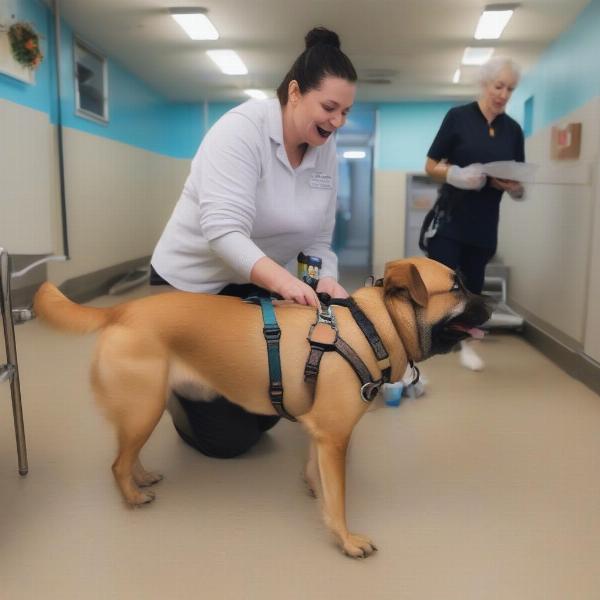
[150,266,280,458]
[427,235,495,295]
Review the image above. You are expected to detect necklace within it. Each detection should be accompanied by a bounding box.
[488,126,495,138]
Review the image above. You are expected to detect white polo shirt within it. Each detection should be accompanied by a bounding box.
[152,98,339,293]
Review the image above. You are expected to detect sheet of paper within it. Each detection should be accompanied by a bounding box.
[481,161,539,183]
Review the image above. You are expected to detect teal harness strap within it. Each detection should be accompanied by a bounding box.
[257,297,296,422]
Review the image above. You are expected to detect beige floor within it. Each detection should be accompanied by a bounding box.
[2,282,600,600]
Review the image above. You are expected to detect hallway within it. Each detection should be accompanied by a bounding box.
[1,283,599,599]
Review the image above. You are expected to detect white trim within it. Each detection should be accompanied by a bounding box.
[73,37,109,124]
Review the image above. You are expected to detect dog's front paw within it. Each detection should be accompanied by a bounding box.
[129,489,156,506]
[341,534,378,559]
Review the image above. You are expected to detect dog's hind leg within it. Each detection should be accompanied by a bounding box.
[92,327,169,506]
[111,408,165,505]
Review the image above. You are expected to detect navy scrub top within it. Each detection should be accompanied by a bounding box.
[427,101,525,249]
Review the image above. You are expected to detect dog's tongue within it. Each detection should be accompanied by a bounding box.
[468,327,485,339]
[453,324,486,339]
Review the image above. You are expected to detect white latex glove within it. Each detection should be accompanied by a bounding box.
[446,164,486,191]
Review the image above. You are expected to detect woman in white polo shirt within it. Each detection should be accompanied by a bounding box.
[151,27,357,458]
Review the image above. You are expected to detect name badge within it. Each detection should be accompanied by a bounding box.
[310,172,333,190]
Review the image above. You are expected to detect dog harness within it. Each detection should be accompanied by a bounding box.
[250,288,419,422]
[304,294,392,403]
[250,296,295,421]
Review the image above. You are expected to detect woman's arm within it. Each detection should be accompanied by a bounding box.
[425,157,449,183]
[426,157,485,190]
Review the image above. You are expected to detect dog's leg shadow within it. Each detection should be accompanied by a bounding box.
[303,441,321,499]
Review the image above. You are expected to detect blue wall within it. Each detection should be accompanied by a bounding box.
[206,100,379,141]
[210,99,458,173]
[512,0,600,135]
[0,0,202,158]
[375,101,458,171]
[4,0,600,161]
[0,0,54,114]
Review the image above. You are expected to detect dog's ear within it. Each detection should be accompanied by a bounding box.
[383,260,429,307]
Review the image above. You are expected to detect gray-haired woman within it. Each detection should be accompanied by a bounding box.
[424,57,525,371]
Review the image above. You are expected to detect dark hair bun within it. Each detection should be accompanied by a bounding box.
[305,27,341,50]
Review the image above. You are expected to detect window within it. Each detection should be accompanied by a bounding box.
[523,95,534,138]
[74,39,108,123]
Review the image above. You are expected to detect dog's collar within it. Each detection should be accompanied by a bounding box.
[382,292,424,365]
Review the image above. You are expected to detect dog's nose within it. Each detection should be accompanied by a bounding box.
[472,298,493,324]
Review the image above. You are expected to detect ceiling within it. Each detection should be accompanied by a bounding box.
[48,0,589,103]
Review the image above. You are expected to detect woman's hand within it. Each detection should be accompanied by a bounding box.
[446,164,486,190]
[316,276,349,299]
[274,274,320,306]
[489,177,524,199]
[250,256,318,306]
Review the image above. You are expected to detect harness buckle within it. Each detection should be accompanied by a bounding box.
[263,325,281,342]
[270,380,284,399]
[360,381,381,403]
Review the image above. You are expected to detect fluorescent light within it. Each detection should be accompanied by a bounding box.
[169,8,219,40]
[452,68,461,84]
[206,50,248,75]
[343,150,366,160]
[462,47,495,65]
[244,89,268,100]
[474,6,515,39]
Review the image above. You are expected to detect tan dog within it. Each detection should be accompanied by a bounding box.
[33,257,490,558]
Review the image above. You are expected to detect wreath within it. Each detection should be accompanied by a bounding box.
[7,22,44,70]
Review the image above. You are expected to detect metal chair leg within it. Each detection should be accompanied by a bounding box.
[0,249,28,476]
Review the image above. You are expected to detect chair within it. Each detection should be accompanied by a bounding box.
[0,247,29,475]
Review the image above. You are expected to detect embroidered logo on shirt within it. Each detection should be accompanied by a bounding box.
[310,172,333,190]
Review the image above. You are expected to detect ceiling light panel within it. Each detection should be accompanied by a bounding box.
[206,50,248,75]
[343,151,367,159]
[452,68,461,84]
[474,7,515,39]
[244,89,268,99]
[462,47,495,65]
[169,8,219,40]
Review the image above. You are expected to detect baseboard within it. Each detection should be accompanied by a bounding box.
[522,320,600,397]
[58,257,151,304]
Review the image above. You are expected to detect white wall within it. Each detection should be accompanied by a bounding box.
[372,170,407,277]
[47,127,188,284]
[498,97,600,362]
[0,99,58,254]
[0,98,189,286]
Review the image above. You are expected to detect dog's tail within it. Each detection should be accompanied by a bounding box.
[33,282,115,334]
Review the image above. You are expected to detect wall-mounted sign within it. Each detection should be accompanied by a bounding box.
[551,122,582,160]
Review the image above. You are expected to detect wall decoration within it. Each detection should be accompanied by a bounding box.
[551,122,582,160]
[0,21,44,84]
